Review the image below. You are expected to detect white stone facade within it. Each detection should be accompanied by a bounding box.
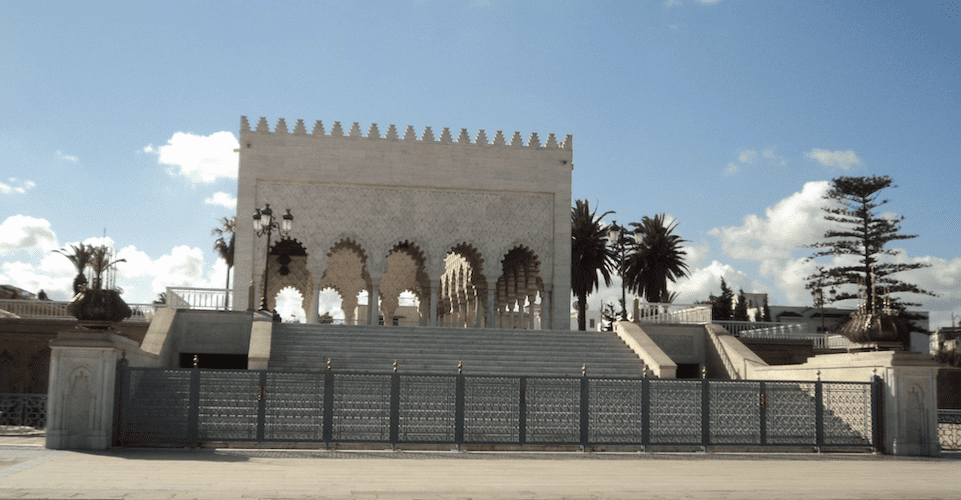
[233,117,572,330]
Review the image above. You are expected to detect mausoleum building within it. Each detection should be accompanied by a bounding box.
[232,117,573,330]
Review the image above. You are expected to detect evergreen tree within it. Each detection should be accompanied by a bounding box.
[806,175,935,339]
[710,278,734,321]
[762,297,772,323]
[733,288,749,322]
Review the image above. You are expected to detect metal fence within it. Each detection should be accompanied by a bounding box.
[114,361,880,450]
[939,410,961,451]
[0,394,47,429]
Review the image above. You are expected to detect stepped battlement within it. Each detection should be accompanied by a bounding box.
[241,116,572,150]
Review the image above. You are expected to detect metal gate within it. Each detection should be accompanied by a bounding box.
[114,360,880,450]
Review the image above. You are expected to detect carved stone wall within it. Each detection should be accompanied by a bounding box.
[234,116,572,329]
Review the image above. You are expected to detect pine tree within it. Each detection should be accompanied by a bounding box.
[806,175,935,341]
[733,288,749,322]
[710,278,734,321]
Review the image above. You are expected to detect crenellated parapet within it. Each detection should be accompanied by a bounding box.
[240,116,572,150]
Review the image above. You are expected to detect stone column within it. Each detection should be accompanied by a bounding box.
[543,288,553,330]
[368,278,381,326]
[429,289,438,327]
[46,329,144,450]
[486,289,495,329]
[307,286,320,324]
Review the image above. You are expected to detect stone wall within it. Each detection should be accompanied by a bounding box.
[233,117,572,330]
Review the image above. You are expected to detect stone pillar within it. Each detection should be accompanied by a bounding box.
[486,289,495,329]
[368,279,381,326]
[429,289,438,327]
[543,288,553,330]
[46,330,143,450]
[307,286,320,324]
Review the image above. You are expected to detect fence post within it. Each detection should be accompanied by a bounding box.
[641,377,650,448]
[389,371,400,446]
[871,375,882,452]
[580,374,589,449]
[519,377,527,445]
[815,379,824,451]
[256,371,267,441]
[187,366,201,447]
[112,357,128,447]
[322,368,334,444]
[455,372,465,447]
[701,378,711,449]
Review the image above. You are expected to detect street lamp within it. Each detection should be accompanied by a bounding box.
[607,221,640,321]
[253,203,293,312]
[812,285,837,349]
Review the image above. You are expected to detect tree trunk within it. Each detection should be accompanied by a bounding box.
[577,294,587,331]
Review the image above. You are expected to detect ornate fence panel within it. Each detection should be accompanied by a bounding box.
[710,381,761,445]
[649,380,702,445]
[939,410,961,451]
[463,376,519,444]
[0,394,47,429]
[398,375,456,443]
[525,377,581,444]
[765,381,817,445]
[587,379,643,444]
[114,363,879,451]
[264,372,324,441]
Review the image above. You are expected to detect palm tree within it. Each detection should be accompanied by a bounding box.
[571,200,616,331]
[88,245,126,289]
[53,243,93,294]
[624,214,689,304]
[212,216,236,309]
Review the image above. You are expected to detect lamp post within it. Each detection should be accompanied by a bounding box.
[607,221,639,321]
[252,203,293,312]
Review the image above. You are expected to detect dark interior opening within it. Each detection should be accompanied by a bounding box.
[675,363,700,379]
[179,353,248,369]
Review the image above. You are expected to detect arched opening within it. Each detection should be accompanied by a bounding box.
[439,244,488,328]
[259,237,312,314]
[318,239,370,325]
[317,287,344,324]
[495,246,544,329]
[274,286,307,323]
[381,241,430,326]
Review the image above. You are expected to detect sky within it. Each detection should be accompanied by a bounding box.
[1,1,959,328]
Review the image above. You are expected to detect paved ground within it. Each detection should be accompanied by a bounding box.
[1,435,960,499]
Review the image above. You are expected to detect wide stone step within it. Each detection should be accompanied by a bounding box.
[267,324,646,378]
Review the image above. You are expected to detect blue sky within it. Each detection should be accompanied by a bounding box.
[1,1,959,327]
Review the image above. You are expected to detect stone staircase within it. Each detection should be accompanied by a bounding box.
[267,323,646,377]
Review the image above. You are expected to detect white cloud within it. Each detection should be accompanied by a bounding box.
[665,0,682,6]
[146,131,239,183]
[805,149,862,170]
[738,150,757,163]
[0,178,37,195]
[56,150,79,162]
[724,162,740,176]
[0,215,58,253]
[204,191,237,209]
[710,181,832,265]
[699,0,720,4]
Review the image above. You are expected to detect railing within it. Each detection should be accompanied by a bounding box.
[634,303,712,324]
[939,409,961,451]
[0,299,71,319]
[716,321,805,338]
[0,393,46,429]
[706,326,741,380]
[0,299,157,322]
[165,287,233,311]
[716,321,852,350]
[116,363,879,451]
